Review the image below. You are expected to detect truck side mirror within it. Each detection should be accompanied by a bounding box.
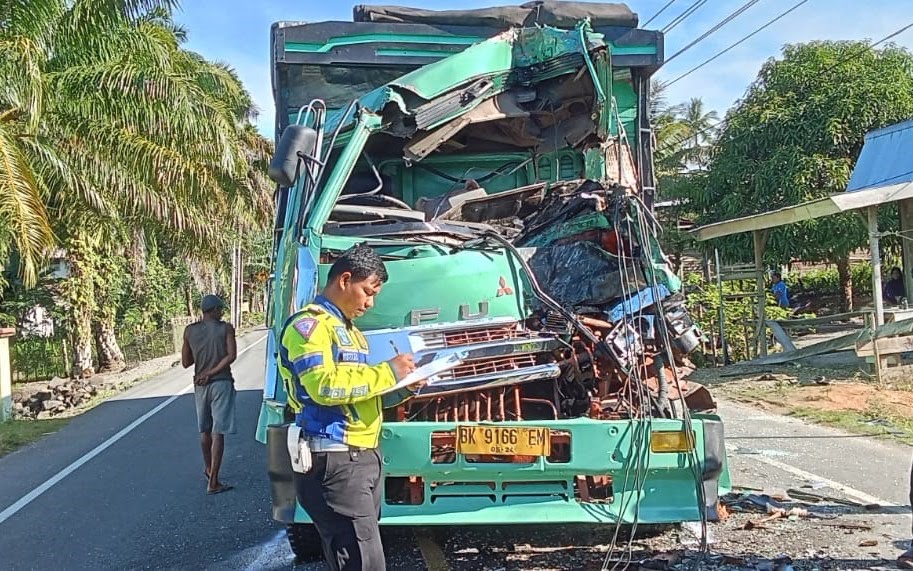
[268,125,319,187]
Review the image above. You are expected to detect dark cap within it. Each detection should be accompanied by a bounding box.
[201,294,224,313]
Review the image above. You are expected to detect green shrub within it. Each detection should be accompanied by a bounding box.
[784,262,874,297]
[852,263,873,296]
[684,273,792,363]
[242,311,265,329]
[788,268,838,295]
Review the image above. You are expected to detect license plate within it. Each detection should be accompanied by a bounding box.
[456,426,550,456]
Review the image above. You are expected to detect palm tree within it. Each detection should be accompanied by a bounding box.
[650,80,692,177]
[678,97,720,168]
[0,1,272,375]
[649,79,671,123]
[0,33,57,287]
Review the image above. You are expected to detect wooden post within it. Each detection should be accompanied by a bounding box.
[714,248,729,364]
[868,206,884,327]
[899,198,913,301]
[868,206,885,380]
[0,328,14,422]
[753,230,769,356]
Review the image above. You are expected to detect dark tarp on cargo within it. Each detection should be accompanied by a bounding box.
[527,241,646,310]
[353,1,638,28]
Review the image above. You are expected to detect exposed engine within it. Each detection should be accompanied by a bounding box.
[377,179,715,432]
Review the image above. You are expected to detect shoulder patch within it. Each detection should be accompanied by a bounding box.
[294,317,318,339]
[334,326,353,346]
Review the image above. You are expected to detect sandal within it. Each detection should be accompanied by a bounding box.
[207,484,234,495]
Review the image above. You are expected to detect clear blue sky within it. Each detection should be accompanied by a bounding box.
[174,0,913,137]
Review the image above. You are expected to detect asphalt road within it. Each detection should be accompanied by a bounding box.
[0,332,910,570]
[0,330,285,570]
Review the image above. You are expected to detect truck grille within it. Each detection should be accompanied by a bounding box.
[418,324,524,350]
[439,354,538,380]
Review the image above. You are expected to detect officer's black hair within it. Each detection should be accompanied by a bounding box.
[328,243,388,283]
[771,271,782,280]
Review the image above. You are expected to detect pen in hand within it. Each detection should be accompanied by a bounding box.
[388,339,418,381]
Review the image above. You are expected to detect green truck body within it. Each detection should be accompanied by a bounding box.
[258,2,729,557]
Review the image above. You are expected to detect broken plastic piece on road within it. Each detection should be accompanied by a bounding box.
[680,521,716,545]
[801,480,828,490]
[638,550,683,569]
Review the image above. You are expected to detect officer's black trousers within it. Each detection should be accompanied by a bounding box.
[295,448,384,571]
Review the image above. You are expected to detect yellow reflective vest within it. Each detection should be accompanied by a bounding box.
[277,296,411,449]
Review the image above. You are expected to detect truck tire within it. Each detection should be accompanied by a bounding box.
[287,523,323,561]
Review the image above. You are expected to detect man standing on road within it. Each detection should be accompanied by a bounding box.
[277,243,420,571]
[182,294,237,495]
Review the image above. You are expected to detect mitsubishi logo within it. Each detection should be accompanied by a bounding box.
[496,276,514,297]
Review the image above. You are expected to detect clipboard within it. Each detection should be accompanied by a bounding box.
[379,351,466,395]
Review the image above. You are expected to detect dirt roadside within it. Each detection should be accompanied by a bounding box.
[688,361,913,446]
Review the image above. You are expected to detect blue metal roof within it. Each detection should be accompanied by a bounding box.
[847,117,913,192]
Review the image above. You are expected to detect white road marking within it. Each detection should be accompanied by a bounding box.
[0,334,267,525]
[243,529,289,571]
[749,454,897,507]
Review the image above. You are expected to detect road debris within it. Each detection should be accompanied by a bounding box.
[786,488,873,508]
[817,521,872,531]
[638,549,683,569]
[681,521,716,545]
[742,506,809,530]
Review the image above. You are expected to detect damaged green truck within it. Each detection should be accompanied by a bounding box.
[258,2,729,558]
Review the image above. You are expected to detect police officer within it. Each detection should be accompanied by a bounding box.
[278,243,419,570]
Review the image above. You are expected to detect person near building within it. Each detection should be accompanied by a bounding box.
[277,243,421,570]
[883,266,906,305]
[770,271,790,308]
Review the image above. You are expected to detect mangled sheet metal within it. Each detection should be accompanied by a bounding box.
[405,92,531,161]
[323,24,607,137]
[321,19,714,426]
[395,178,714,423]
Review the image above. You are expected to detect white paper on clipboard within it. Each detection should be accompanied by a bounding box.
[379,351,465,395]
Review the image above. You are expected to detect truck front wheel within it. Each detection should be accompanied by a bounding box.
[287,523,323,561]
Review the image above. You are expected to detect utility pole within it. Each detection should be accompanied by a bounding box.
[237,242,244,327]
[230,242,244,329]
[229,241,242,327]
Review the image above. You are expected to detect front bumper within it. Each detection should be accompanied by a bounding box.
[263,405,729,526]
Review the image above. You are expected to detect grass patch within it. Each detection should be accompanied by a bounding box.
[789,406,913,445]
[0,417,71,458]
[715,376,913,445]
[720,383,793,410]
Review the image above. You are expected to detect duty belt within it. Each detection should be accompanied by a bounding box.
[305,435,380,453]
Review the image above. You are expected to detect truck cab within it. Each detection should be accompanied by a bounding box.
[258,3,728,560]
